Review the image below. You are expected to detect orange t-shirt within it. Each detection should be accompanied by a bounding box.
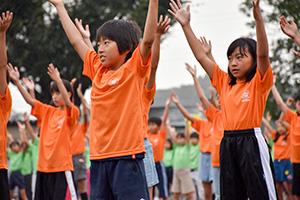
[148,128,167,162]
[71,122,88,155]
[142,84,156,138]
[283,109,300,163]
[211,65,273,130]
[192,119,213,153]
[31,101,79,172]
[0,87,12,169]
[271,130,290,160]
[205,106,224,167]
[83,46,151,160]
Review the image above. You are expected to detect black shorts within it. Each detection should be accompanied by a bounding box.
[9,171,25,190]
[0,169,9,200]
[220,128,277,200]
[34,171,76,200]
[90,154,149,200]
[292,163,300,196]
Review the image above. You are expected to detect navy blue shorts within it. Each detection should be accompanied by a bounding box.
[0,169,9,200]
[9,171,25,190]
[274,159,292,182]
[90,155,149,200]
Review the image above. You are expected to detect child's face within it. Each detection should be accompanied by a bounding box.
[97,38,126,68]
[11,144,20,153]
[190,137,199,145]
[165,141,171,149]
[148,122,159,134]
[228,47,254,81]
[51,91,65,107]
[176,136,186,145]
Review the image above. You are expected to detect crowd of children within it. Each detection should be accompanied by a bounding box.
[1,0,300,199]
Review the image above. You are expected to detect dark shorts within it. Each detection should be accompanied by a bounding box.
[9,171,25,190]
[72,154,87,182]
[0,169,9,200]
[292,163,300,196]
[90,155,149,200]
[274,159,292,182]
[34,171,75,200]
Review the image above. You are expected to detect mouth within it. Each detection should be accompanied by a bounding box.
[231,68,240,75]
[100,55,106,62]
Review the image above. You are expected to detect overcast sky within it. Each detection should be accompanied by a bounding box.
[156,0,253,89]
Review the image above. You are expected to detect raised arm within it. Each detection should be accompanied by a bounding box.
[253,0,270,76]
[75,18,94,50]
[0,11,13,95]
[262,114,275,133]
[168,0,215,78]
[140,0,158,63]
[146,15,170,90]
[48,0,89,60]
[280,16,300,47]
[161,96,171,126]
[77,83,89,123]
[185,63,212,110]
[47,63,72,108]
[271,77,289,113]
[171,92,195,122]
[23,112,37,141]
[7,63,35,106]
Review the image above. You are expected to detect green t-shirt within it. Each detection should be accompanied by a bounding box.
[20,143,34,175]
[163,149,174,167]
[8,150,23,172]
[31,138,40,171]
[189,144,200,170]
[173,144,191,170]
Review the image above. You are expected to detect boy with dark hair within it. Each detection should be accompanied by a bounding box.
[7,63,79,200]
[49,0,158,198]
[0,10,13,200]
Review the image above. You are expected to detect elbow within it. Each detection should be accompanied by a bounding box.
[142,39,154,50]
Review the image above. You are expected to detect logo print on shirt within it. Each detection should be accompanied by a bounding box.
[108,78,119,87]
[241,90,250,102]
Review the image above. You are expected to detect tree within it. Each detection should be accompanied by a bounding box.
[240,0,300,116]
[1,0,172,102]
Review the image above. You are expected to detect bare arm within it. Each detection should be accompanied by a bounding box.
[140,0,158,63]
[253,0,270,76]
[77,83,89,123]
[22,77,36,99]
[161,97,171,126]
[262,117,275,133]
[168,0,215,78]
[7,64,35,106]
[0,11,13,95]
[48,0,89,60]
[271,84,289,113]
[171,92,195,122]
[23,113,37,141]
[146,15,170,90]
[47,63,72,108]
[185,63,212,110]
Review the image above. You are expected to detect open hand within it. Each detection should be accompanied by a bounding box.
[7,63,20,82]
[22,77,35,91]
[47,63,61,82]
[157,15,171,35]
[0,11,13,32]
[252,0,262,20]
[168,0,190,27]
[185,63,196,78]
[198,37,212,56]
[75,18,91,39]
[280,16,298,39]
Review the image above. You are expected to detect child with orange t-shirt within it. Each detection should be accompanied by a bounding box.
[49,0,158,198]
[7,63,79,200]
[0,10,13,200]
[262,114,292,200]
[148,98,171,200]
[272,79,300,198]
[171,92,213,200]
[169,0,276,199]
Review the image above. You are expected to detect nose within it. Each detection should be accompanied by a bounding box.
[230,57,238,67]
[98,45,104,54]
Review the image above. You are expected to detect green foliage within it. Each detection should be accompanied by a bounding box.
[240,0,300,118]
[1,0,172,102]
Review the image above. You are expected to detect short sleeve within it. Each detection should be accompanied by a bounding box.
[283,108,295,124]
[205,105,218,122]
[83,49,103,80]
[256,65,273,94]
[65,104,80,127]
[144,84,156,103]
[0,87,12,120]
[191,119,203,133]
[31,100,51,123]
[128,45,152,78]
[211,64,227,95]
